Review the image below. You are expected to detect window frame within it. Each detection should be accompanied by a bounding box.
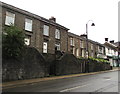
[70,37,75,46]
[73,47,75,55]
[76,48,79,57]
[5,11,15,26]
[25,18,33,31]
[91,44,94,50]
[80,40,84,48]
[55,43,60,51]
[43,25,49,36]
[55,29,60,39]
[43,42,48,53]
[24,35,31,46]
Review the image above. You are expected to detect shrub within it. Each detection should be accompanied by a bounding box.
[2,25,25,59]
[89,57,109,63]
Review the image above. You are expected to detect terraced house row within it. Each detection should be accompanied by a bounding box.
[1,2,119,66]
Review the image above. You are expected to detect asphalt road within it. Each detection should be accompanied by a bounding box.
[2,71,119,93]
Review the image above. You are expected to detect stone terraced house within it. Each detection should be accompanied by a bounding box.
[104,38,118,66]
[1,1,116,60]
[1,2,69,55]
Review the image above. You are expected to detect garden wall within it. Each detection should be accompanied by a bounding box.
[55,54,83,75]
[2,48,111,82]
[2,47,47,82]
[53,54,111,76]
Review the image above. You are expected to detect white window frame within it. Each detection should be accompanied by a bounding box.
[24,38,30,46]
[43,42,48,53]
[102,47,104,54]
[24,36,31,46]
[73,47,75,55]
[5,11,15,26]
[55,29,60,39]
[98,46,102,53]
[70,37,74,46]
[80,40,84,48]
[108,48,110,54]
[55,43,60,51]
[43,25,49,36]
[76,48,79,57]
[82,49,85,57]
[91,44,94,50]
[91,52,94,57]
[25,18,33,31]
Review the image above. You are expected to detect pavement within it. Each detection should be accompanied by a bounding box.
[1,67,119,90]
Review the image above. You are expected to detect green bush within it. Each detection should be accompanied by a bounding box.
[2,25,25,59]
[88,57,109,63]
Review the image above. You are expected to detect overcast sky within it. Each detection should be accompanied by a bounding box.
[1,0,119,43]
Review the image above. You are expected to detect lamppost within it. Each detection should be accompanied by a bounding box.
[117,42,120,67]
[86,20,95,58]
[85,20,95,72]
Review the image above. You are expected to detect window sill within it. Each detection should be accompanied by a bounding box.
[43,35,49,37]
[70,45,75,47]
[25,31,33,36]
[25,30,33,32]
[55,38,61,40]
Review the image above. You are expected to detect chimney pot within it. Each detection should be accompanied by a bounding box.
[80,34,87,38]
[105,38,108,42]
[49,16,56,22]
[110,40,114,43]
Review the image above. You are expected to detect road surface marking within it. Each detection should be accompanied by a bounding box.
[105,79,111,80]
[103,77,111,81]
[59,84,88,92]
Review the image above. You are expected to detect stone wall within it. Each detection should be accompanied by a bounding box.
[42,53,56,75]
[55,54,83,75]
[2,47,47,82]
[86,59,111,72]
[53,54,111,76]
[2,48,111,82]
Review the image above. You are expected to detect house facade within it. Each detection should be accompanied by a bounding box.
[87,39,105,59]
[1,2,118,64]
[68,32,81,57]
[104,39,118,66]
[1,2,69,55]
[95,42,106,59]
[67,33,106,59]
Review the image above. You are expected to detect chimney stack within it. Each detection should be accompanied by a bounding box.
[110,40,114,44]
[105,38,108,42]
[80,34,87,39]
[49,16,56,22]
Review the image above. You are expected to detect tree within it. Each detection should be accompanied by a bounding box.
[2,25,25,59]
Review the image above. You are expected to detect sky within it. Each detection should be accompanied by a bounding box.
[1,0,119,44]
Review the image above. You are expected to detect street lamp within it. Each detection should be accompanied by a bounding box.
[85,20,95,72]
[86,20,95,58]
[117,42,120,67]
